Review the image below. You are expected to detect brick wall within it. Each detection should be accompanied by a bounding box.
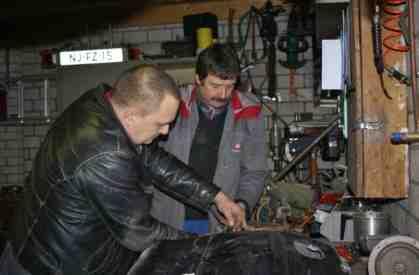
[0,47,58,186]
[0,15,336,184]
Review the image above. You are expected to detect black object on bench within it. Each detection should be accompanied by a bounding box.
[128,231,346,275]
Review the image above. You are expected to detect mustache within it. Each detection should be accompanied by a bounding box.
[211,97,230,103]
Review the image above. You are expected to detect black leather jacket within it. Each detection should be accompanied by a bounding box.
[10,84,220,275]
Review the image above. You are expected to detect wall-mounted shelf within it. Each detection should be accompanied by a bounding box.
[2,73,57,87]
[0,73,56,126]
[0,117,54,127]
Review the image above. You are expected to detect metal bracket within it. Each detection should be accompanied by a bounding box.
[353,120,384,131]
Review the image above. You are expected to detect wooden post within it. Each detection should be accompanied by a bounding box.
[349,0,408,198]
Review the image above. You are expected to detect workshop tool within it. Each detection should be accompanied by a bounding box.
[368,235,419,275]
[259,0,282,99]
[277,2,311,98]
[238,6,266,64]
[270,113,284,172]
[277,4,310,70]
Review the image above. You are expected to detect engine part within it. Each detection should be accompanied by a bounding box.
[274,116,340,181]
[368,235,419,275]
[321,126,342,161]
[270,114,282,171]
[353,210,390,254]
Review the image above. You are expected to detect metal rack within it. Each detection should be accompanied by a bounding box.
[0,73,56,126]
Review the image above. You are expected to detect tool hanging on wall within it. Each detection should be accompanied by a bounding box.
[259,0,283,99]
[277,5,310,70]
[277,2,311,98]
[237,1,285,94]
[238,6,265,66]
[237,6,265,94]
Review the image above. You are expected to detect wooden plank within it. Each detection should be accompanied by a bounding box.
[120,0,286,27]
[362,0,408,198]
[349,0,408,198]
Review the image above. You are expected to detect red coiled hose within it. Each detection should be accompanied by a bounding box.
[382,0,409,55]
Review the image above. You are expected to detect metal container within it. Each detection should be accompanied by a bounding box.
[353,210,390,254]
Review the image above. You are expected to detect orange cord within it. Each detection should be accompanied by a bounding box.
[382,0,409,61]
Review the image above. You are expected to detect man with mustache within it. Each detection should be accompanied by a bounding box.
[152,43,268,234]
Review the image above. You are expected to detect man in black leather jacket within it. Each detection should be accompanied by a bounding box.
[9,65,246,275]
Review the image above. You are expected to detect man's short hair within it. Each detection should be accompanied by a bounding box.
[196,43,240,81]
[112,65,180,115]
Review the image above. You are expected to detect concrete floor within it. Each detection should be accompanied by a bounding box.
[350,258,368,275]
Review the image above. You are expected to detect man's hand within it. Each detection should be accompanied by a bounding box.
[213,192,247,231]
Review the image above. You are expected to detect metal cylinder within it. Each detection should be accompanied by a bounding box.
[354,210,390,253]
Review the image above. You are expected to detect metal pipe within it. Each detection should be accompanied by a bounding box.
[43,78,50,122]
[17,81,23,122]
[20,83,25,123]
[270,113,282,172]
[408,0,418,131]
[5,48,10,88]
[273,116,340,181]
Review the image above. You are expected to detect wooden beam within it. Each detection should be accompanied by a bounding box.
[120,0,287,27]
[349,0,408,198]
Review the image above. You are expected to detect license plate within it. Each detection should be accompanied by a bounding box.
[59,48,124,66]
